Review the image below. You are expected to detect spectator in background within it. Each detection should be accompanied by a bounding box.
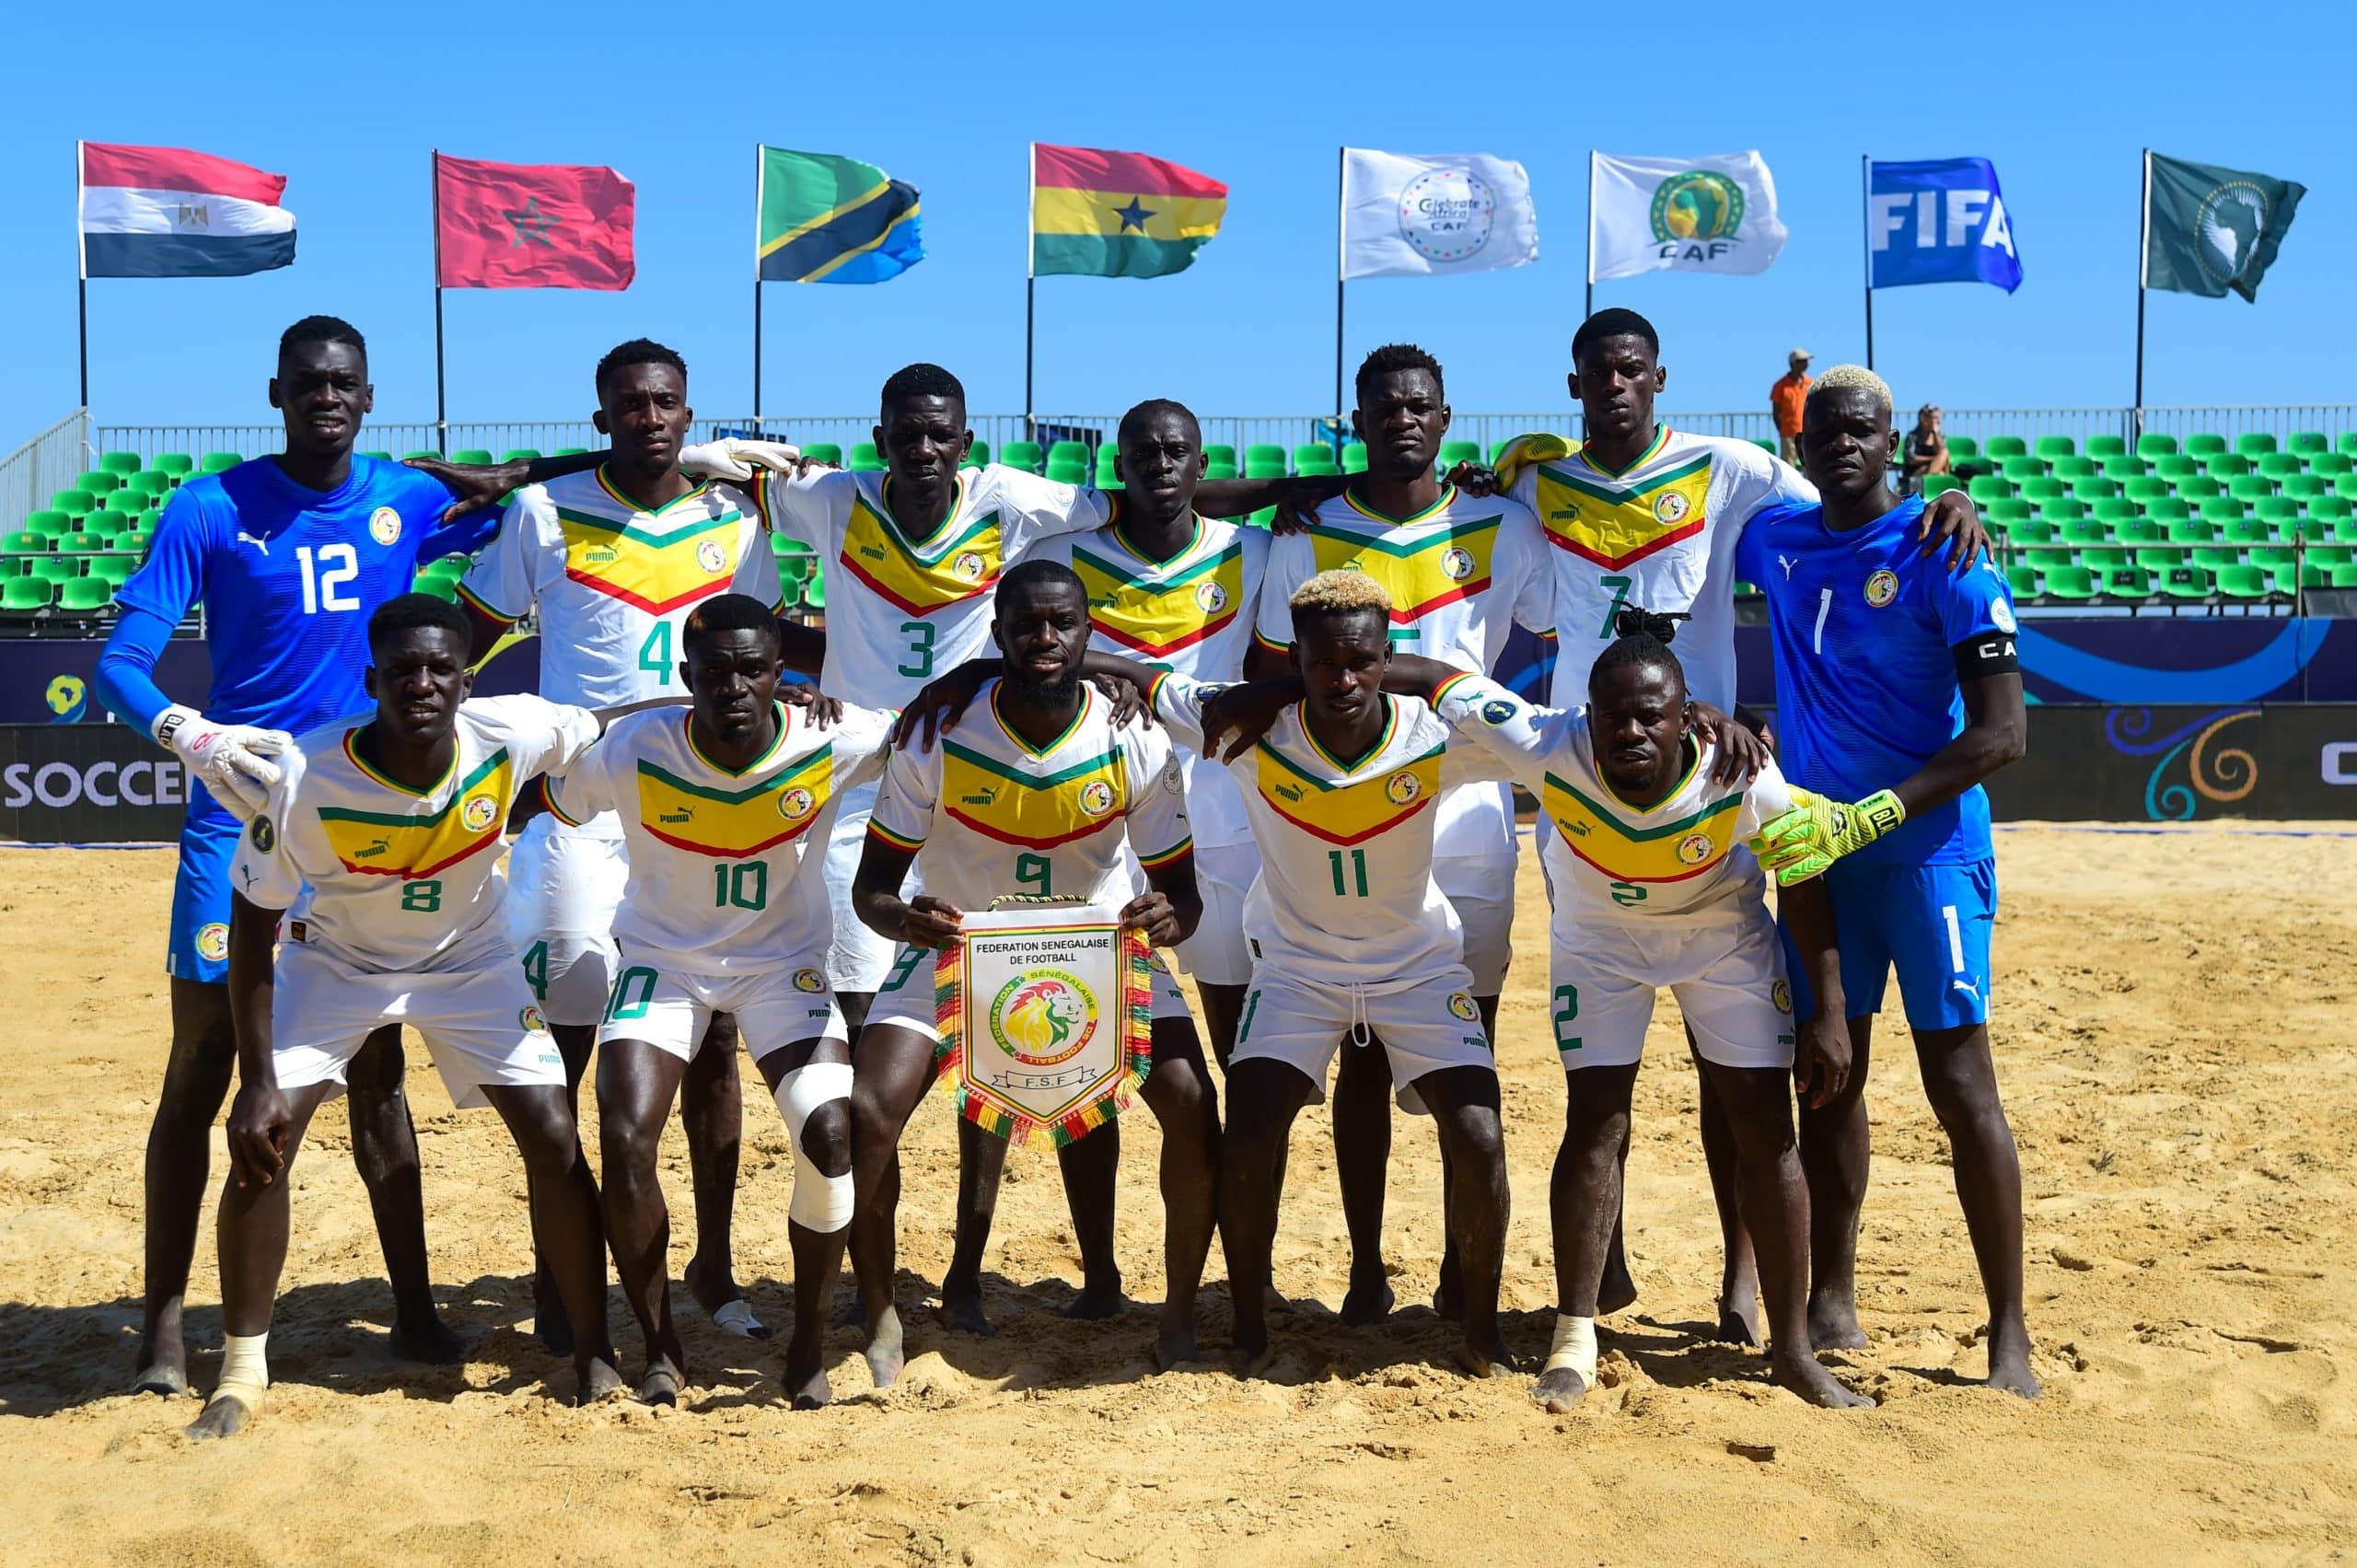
[1770,349,1813,465]
[1902,404,1951,495]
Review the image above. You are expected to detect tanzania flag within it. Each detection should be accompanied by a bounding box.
[1031,144,1226,279]
[757,146,923,284]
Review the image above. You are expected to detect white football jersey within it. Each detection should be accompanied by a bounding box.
[1504,427,1813,711]
[549,701,894,976]
[233,695,603,972]
[1431,673,1795,929]
[753,464,1112,711]
[1254,483,1551,858]
[1153,674,1512,989]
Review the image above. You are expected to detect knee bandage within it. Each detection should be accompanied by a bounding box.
[1545,1314,1597,1387]
[214,1330,270,1414]
[774,1061,854,1233]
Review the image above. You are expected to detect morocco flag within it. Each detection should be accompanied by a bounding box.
[434,153,634,290]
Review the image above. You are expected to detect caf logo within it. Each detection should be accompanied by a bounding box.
[1446,991,1480,1023]
[520,1005,548,1033]
[1649,171,1746,242]
[793,968,826,993]
[1440,546,1477,582]
[1864,569,1899,609]
[250,817,277,853]
[697,538,728,575]
[1480,699,1515,726]
[369,507,402,546]
[45,674,87,722]
[1194,578,1229,614]
[1653,490,1692,525]
[196,923,230,963]
[1078,779,1116,817]
[462,794,501,830]
[951,551,988,584]
[778,785,816,821]
[1771,980,1793,1015]
[1676,830,1714,865]
[1396,167,1496,264]
[1384,769,1422,805]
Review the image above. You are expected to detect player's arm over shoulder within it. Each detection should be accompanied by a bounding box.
[229,750,310,912]
[1429,671,1577,785]
[1737,754,1799,839]
[470,692,605,778]
[1722,436,1817,518]
[981,463,1114,540]
[1144,670,1213,754]
[455,486,560,624]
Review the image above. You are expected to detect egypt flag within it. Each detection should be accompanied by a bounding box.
[1031,144,1226,279]
[78,142,296,279]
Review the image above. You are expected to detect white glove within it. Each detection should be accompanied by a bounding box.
[679,438,804,482]
[153,704,292,822]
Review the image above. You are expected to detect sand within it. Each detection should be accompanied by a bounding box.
[1,823,2352,1565]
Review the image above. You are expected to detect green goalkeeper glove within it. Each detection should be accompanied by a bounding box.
[1749,786,1907,887]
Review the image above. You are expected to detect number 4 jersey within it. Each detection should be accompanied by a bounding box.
[231,695,604,972]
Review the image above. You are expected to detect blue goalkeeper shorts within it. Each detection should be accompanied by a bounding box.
[1782,856,1996,1034]
[165,799,240,984]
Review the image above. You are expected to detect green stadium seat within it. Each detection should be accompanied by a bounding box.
[1000,440,1042,473]
[2222,517,2271,547]
[2258,453,2304,484]
[2309,452,2352,479]
[1999,455,2047,483]
[2121,475,2170,506]
[3,577,53,611]
[1753,438,1777,454]
[56,577,113,614]
[51,490,96,519]
[2332,563,2357,588]
[2194,500,2244,529]
[850,441,888,472]
[801,442,842,466]
[1984,435,2027,460]
[2311,494,2354,525]
[1946,435,1980,461]
[2247,545,2299,573]
[2092,497,2140,531]
[2079,545,2131,571]
[2143,496,2192,527]
[1295,459,1341,478]
[2154,454,2200,483]
[2100,564,2155,601]
[2227,474,2272,505]
[1966,476,2014,506]
[60,532,110,553]
[1203,444,1237,469]
[154,452,193,482]
[968,440,991,466]
[2101,455,2149,482]
[0,554,27,577]
[1437,440,1482,470]
[1922,473,1962,498]
[2186,433,2227,458]
[2338,475,2357,503]
[2169,517,2221,544]
[2176,473,2223,502]
[200,452,243,473]
[1244,443,1286,472]
[2160,563,2215,599]
[2216,563,2274,600]
[2087,434,2128,460]
[2004,563,2043,599]
[1204,461,1239,482]
[77,470,123,497]
[2282,563,2324,594]
[29,556,79,586]
[1244,459,1289,480]
[88,554,135,588]
[2006,516,2055,545]
[2313,545,2355,568]
[119,529,153,555]
[1047,439,1090,469]
[2282,473,2328,502]
[413,575,459,602]
[401,449,439,462]
[103,491,147,517]
[2136,433,2179,459]
[2135,545,2187,573]
[1988,496,2032,525]
[3,531,43,553]
[2021,476,2066,505]
[2114,515,2164,545]
[2289,431,2329,457]
[498,448,540,464]
[2191,545,2244,572]
[2041,562,2099,600]
[2058,516,2107,547]
[2071,477,2119,503]
[131,470,173,500]
[2050,455,2096,482]
[22,510,71,540]
[2033,436,2075,461]
[1246,505,1279,529]
[451,448,495,466]
[99,450,143,476]
[2234,432,2278,458]
[2205,452,2252,479]
[1341,442,1369,473]
[1045,459,1088,485]
[1097,472,1124,492]
[2254,496,2300,529]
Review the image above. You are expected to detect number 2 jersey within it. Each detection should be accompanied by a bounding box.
[1151,675,1513,988]
[866,679,1191,912]
[548,700,896,975]
[232,695,603,971]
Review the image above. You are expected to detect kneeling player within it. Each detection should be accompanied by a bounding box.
[548,595,893,1409]
[192,596,626,1438]
[1395,619,1870,1410]
[850,561,1218,1380]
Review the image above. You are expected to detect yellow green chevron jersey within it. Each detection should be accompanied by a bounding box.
[1255,482,1551,862]
[1502,427,1813,712]
[1036,515,1268,850]
[1152,675,1515,988]
[549,701,895,976]
[867,680,1192,913]
[1429,674,1798,928]
[230,695,603,972]
[749,465,1113,709]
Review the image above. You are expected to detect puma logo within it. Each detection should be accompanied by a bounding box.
[237,531,271,555]
[1778,554,1796,580]
[658,808,692,824]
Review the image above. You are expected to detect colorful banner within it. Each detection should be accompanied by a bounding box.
[933,901,1152,1148]
[434,154,635,290]
[1868,157,2022,293]
[78,141,296,279]
[1341,149,1538,280]
[1590,150,1787,280]
[756,145,923,284]
[1031,144,1226,279]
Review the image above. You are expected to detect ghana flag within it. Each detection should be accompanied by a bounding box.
[757,146,923,284]
[1031,144,1226,279]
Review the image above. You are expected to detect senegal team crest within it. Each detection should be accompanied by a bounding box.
[1440,546,1477,582]
[793,968,826,993]
[1650,172,1746,242]
[1194,577,1229,614]
[697,538,728,575]
[1446,991,1481,1023]
[461,794,501,830]
[952,551,988,584]
[778,785,816,821]
[1653,490,1692,525]
[195,923,229,963]
[1078,779,1116,817]
[1385,769,1423,806]
[1677,830,1714,865]
[990,970,1098,1067]
[1864,569,1899,609]
[520,1005,548,1033]
[369,506,402,546]
[1771,980,1792,1015]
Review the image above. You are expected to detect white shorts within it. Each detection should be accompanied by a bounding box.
[1169,841,1256,988]
[1549,907,1795,1073]
[1232,967,1494,1113]
[596,959,848,1063]
[826,779,896,994]
[867,941,1195,1041]
[1435,852,1515,996]
[271,923,566,1110]
[506,818,628,1028]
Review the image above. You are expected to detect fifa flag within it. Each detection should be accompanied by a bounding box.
[1589,151,1787,281]
[757,147,923,284]
[2144,153,2305,303]
[1869,159,2022,293]
[1341,149,1539,280]
[434,154,634,290]
[78,142,296,279]
[1032,144,1226,279]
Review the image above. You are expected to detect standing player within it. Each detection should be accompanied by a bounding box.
[455,340,786,1345]
[1739,366,2038,1398]
[95,315,496,1396]
[1248,344,1551,1326]
[188,596,628,1439]
[1379,625,1870,1411]
[850,562,1217,1380]
[551,595,894,1410]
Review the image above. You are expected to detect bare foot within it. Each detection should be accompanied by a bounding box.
[939,1275,994,1338]
[1456,1326,1518,1378]
[636,1357,685,1408]
[1807,1294,1867,1352]
[1987,1321,2042,1400]
[1713,1294,1762,1347]
[1340,1272,1396,1328]
[864,1304,906,1388]
[1772,1351,1874,1410]
[1530,1366,1588,1412]
[574,1357,628,1406]
[389,1316,467,1365]
[1228,1325,1275,1379]
[1153,1311,1198,1372]
[182,1392,256,1440]
[1062,1278,1128,1321]
[686,1256,770,1341]
[534,1266,575,1358]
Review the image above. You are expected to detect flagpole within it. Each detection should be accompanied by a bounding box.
[75,142,89,412]
[1584,151,1596,320]
[431,150,448,457]
[752,145,764,427]
[1333,145,1346,422]
[1861,154,1875,371]
[1024,142,1037,443]
[2133,147,2152,436]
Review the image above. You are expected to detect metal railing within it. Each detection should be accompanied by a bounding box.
[2,410,91,528]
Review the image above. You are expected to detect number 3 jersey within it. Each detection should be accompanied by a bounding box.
[866,680,1191,913]
[231,695,604,972]
[1151,675,1513,988]
[548,701,895,976]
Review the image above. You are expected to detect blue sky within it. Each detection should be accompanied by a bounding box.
[6,0,2343,444]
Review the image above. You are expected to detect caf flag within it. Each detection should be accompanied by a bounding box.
[2143,153,2305,303]
[435,154,634,290]
[1589,150,1787,280]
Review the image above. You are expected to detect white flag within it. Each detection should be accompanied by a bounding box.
[1588,150,1787,281]
[1341,149,1539,281]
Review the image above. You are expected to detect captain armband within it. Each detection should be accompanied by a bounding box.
[1952,632,2019,680]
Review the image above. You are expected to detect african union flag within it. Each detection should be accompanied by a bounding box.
[1031,144,1226,279]
[756,146,923,284]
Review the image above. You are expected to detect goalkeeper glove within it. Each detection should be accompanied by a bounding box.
[153,704,291,823]
[679,438,805,482]
[1487,433,1575,492]
[1749,786,1906,887]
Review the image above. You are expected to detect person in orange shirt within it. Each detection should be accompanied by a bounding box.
[1770,349,1812,464]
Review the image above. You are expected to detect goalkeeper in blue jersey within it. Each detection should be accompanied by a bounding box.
[1736,366,2038,1399]
[93,317,497,1398]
